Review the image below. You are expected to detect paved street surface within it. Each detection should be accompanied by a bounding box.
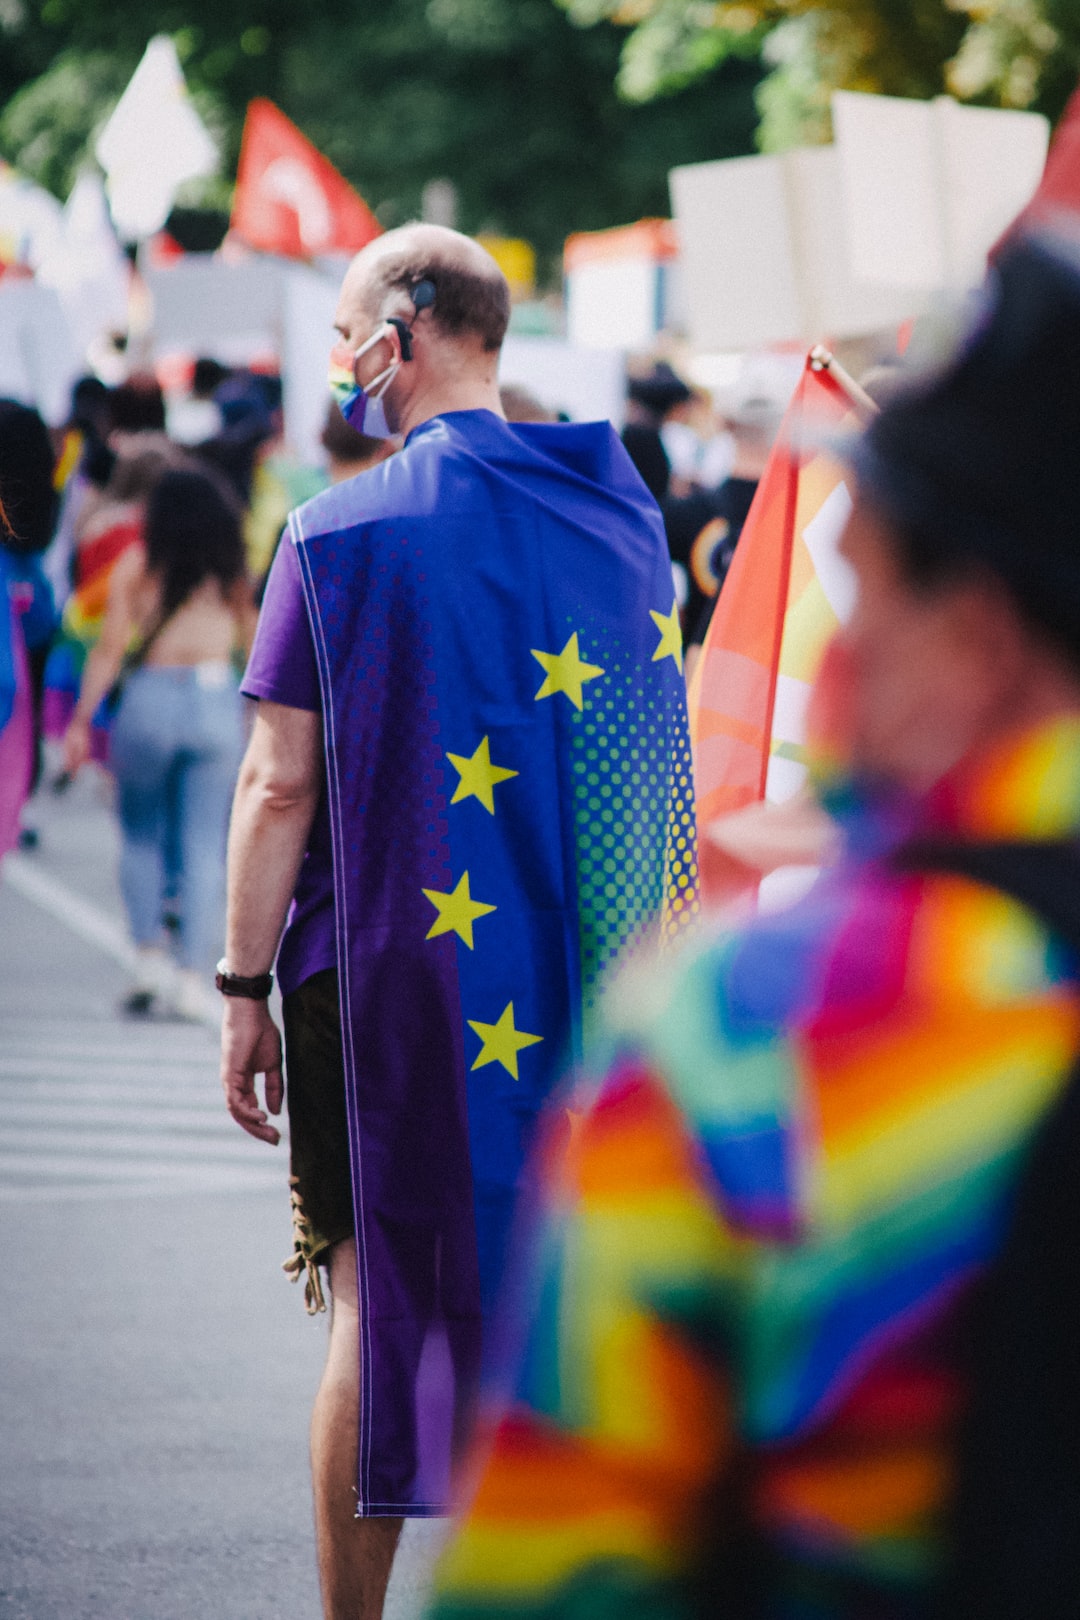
[0,768,446,1619]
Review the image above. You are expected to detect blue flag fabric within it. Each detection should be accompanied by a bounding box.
[290,409,697,1513]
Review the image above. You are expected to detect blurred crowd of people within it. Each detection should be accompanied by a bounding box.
[620,356,783,661]
[0,349,779,1025]
[3,208,1080,1620]
[0,363,385,1019]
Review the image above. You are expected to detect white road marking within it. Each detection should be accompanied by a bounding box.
[3,853,138,971]
[2,856,223,1032]
[0,862,285,1198]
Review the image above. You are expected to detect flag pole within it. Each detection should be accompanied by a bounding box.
[808,345,878,419]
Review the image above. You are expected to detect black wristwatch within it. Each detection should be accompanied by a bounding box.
[215,959,274,999]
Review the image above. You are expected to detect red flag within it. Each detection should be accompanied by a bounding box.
[688,355,864,848]
[231,98,381,259]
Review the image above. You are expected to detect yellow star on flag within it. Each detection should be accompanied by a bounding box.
[467,1001,543,1080]
[446,736,517,815]
[422,871,496,950]
[531,632,604,711]
[649,600,683,673]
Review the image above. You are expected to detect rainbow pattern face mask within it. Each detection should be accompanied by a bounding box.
[328,324,399,439]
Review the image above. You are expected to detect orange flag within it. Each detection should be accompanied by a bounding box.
[688,354,867,836]
[231,98,382,259]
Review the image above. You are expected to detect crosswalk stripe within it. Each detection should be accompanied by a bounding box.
[0,1100,240,1131]
[1,1084,226,1110]
[0,1036,221,1062]
[0,1056,221,1082]
[0,1023,288,1198]
[3,852,137,970]
[0,1154,283,1186]
[0,1063,220,1086]
[0,1178,281,1204]
[0,1124,282,1161]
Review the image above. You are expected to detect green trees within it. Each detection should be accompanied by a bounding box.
[0,0,762,259]
[559,0,1080,151]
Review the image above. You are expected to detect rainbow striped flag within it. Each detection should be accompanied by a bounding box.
[689,354,866,832]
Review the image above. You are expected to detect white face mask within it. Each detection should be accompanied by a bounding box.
[328,323,400,439]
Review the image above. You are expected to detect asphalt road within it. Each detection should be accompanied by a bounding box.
[0,768,445,1619]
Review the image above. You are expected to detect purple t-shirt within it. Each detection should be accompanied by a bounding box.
[241,538,336,996]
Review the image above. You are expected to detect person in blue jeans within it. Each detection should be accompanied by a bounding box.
[63,465,255,1019]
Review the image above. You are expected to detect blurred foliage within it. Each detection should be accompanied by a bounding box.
[560,0,1080,148]
[0,0,763,262]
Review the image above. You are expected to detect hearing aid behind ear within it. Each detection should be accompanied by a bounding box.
[386,280,437,363]
[411,279,436,313]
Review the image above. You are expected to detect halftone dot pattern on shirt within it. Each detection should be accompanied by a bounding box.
[661,701,699,945]
[569,619,699,1015]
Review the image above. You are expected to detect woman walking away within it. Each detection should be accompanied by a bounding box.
[63,468,256,1020]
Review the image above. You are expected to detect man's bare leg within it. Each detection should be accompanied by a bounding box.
[311,1240,403,1620]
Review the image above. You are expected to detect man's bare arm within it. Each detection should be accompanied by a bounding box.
[220,700,322,1145]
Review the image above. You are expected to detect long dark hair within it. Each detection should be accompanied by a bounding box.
[0,398,57,555]
[143,467,246,621]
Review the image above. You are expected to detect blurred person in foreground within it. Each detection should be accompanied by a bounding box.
[429,228,1080,1620]
[219,223,693,1619]
[63,467,254,1020]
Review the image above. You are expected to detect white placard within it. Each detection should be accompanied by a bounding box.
[670,147,919,350]
[938,97,1050,287]
[833,91,1049,292]
[670,152,802,351]
[784,147,926,339]
[500,336,627,426]
[566,257,661,350]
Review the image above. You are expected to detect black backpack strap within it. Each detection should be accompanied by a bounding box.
[894,837,1080,1620]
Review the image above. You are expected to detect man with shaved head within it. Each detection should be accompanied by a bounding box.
[219,225,697,1616]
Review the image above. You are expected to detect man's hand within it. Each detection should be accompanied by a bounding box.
[220,997,285,1145]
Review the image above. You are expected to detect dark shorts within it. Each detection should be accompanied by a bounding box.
[281,967,355,1312]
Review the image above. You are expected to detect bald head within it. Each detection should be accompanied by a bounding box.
[340,224,511,354]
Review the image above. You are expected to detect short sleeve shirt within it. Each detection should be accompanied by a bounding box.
[241,538,336,995]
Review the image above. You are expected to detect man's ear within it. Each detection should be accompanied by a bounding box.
[384,318,412,363]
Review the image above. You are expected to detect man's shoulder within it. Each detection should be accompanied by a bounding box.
[292,420,497,542]
[291,411,663,579]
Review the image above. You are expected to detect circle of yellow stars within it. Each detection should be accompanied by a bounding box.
[424,598,683,1079]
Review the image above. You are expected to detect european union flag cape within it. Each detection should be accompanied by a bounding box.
[289,409,697,1514]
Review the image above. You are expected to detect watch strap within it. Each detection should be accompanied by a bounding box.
[215,961,274,999]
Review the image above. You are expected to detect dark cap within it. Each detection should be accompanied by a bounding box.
[627,361,692,416]
[853,228,1080,644]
